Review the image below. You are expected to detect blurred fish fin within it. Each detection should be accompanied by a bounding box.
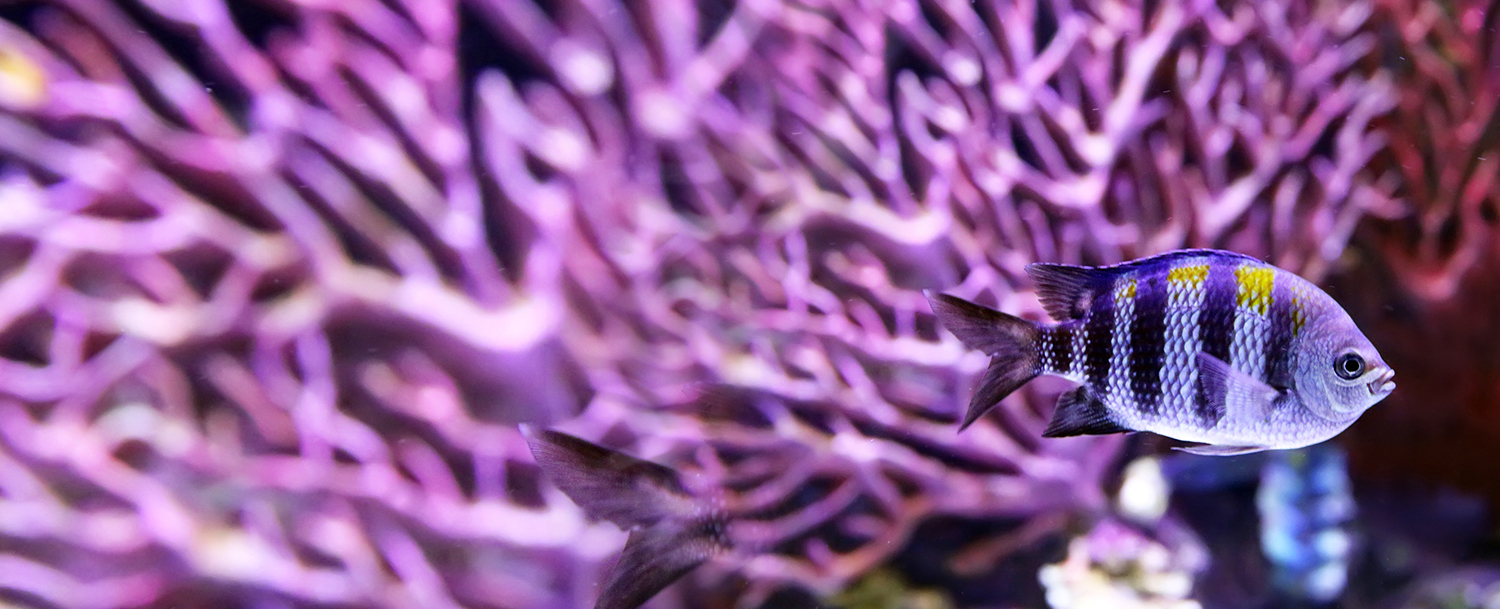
[1195,353,1280,426]
[597,520,724,609]
[521,426,692,528]
[924,291,1041,431]
[523,426,730,609]
[1025,263,1099,321]
[1042,386,1129,437]
[1175,443,1268,456]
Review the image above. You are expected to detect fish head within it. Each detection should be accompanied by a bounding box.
[1294,307,1395,422]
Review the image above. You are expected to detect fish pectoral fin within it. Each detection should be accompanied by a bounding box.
[1174,443,1269,456]
[1042,387,1131,437]
[1194,352,1281,426]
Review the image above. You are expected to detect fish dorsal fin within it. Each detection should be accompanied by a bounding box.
[1025,263,1100,321]
[1174,444,1268,456]
[1195,352,1281,428]
[1042,386,1130,437]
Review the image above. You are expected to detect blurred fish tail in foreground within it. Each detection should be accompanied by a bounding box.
[0,0,1494,607]
[521,425,733,609]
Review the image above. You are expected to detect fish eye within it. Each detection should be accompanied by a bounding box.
[1334,352,1365,380]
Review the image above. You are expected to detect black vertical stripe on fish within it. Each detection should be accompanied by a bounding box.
[1128,264,1169,414]
[1264,279,1297,389]
[1195,261,1238,426]
[1083,286,1116,390]
[1046,325,1073,374]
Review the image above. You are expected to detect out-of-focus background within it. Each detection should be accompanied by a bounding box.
[0,0,1494,607]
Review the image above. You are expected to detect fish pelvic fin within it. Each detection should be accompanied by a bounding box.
[1042,386,1130,437]
[1025,262,1099,321]
[521,426,731,609]
[924,291,1041,431]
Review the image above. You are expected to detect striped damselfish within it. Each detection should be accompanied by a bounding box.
[926,249,1395,455]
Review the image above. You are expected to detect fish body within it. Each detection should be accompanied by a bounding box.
[926,249,1395,455]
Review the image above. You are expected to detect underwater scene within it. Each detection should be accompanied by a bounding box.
[0,0,1495,608]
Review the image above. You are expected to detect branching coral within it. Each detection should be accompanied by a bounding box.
[0,0,1405,607]
[0,1,602,607]
[1333,0,1500,527]
[1359,0,1500,300]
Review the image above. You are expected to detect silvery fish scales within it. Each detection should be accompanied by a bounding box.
[926,249,1395,455]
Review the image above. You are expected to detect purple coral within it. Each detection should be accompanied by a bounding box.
[0,0,1416,607]
[1334,0,1500,534]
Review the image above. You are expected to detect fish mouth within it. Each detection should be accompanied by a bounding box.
[1368,369,1396,395]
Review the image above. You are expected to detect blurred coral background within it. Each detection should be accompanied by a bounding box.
[0,0,1494,608]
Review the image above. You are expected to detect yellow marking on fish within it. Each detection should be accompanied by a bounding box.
[1234,265,1275,316]
[1290,284,1308,335]
[1116,277,1137,301]
[1167,263,1208,287]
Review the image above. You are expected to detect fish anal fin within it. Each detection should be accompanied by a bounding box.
[1042,387,1130,437]
[1195,353,1281,427]
[1025,263,1099,321]
[1175,444,1269,456]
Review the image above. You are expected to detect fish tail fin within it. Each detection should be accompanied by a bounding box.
[521,426,729,609]
[924,291,1042,431]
